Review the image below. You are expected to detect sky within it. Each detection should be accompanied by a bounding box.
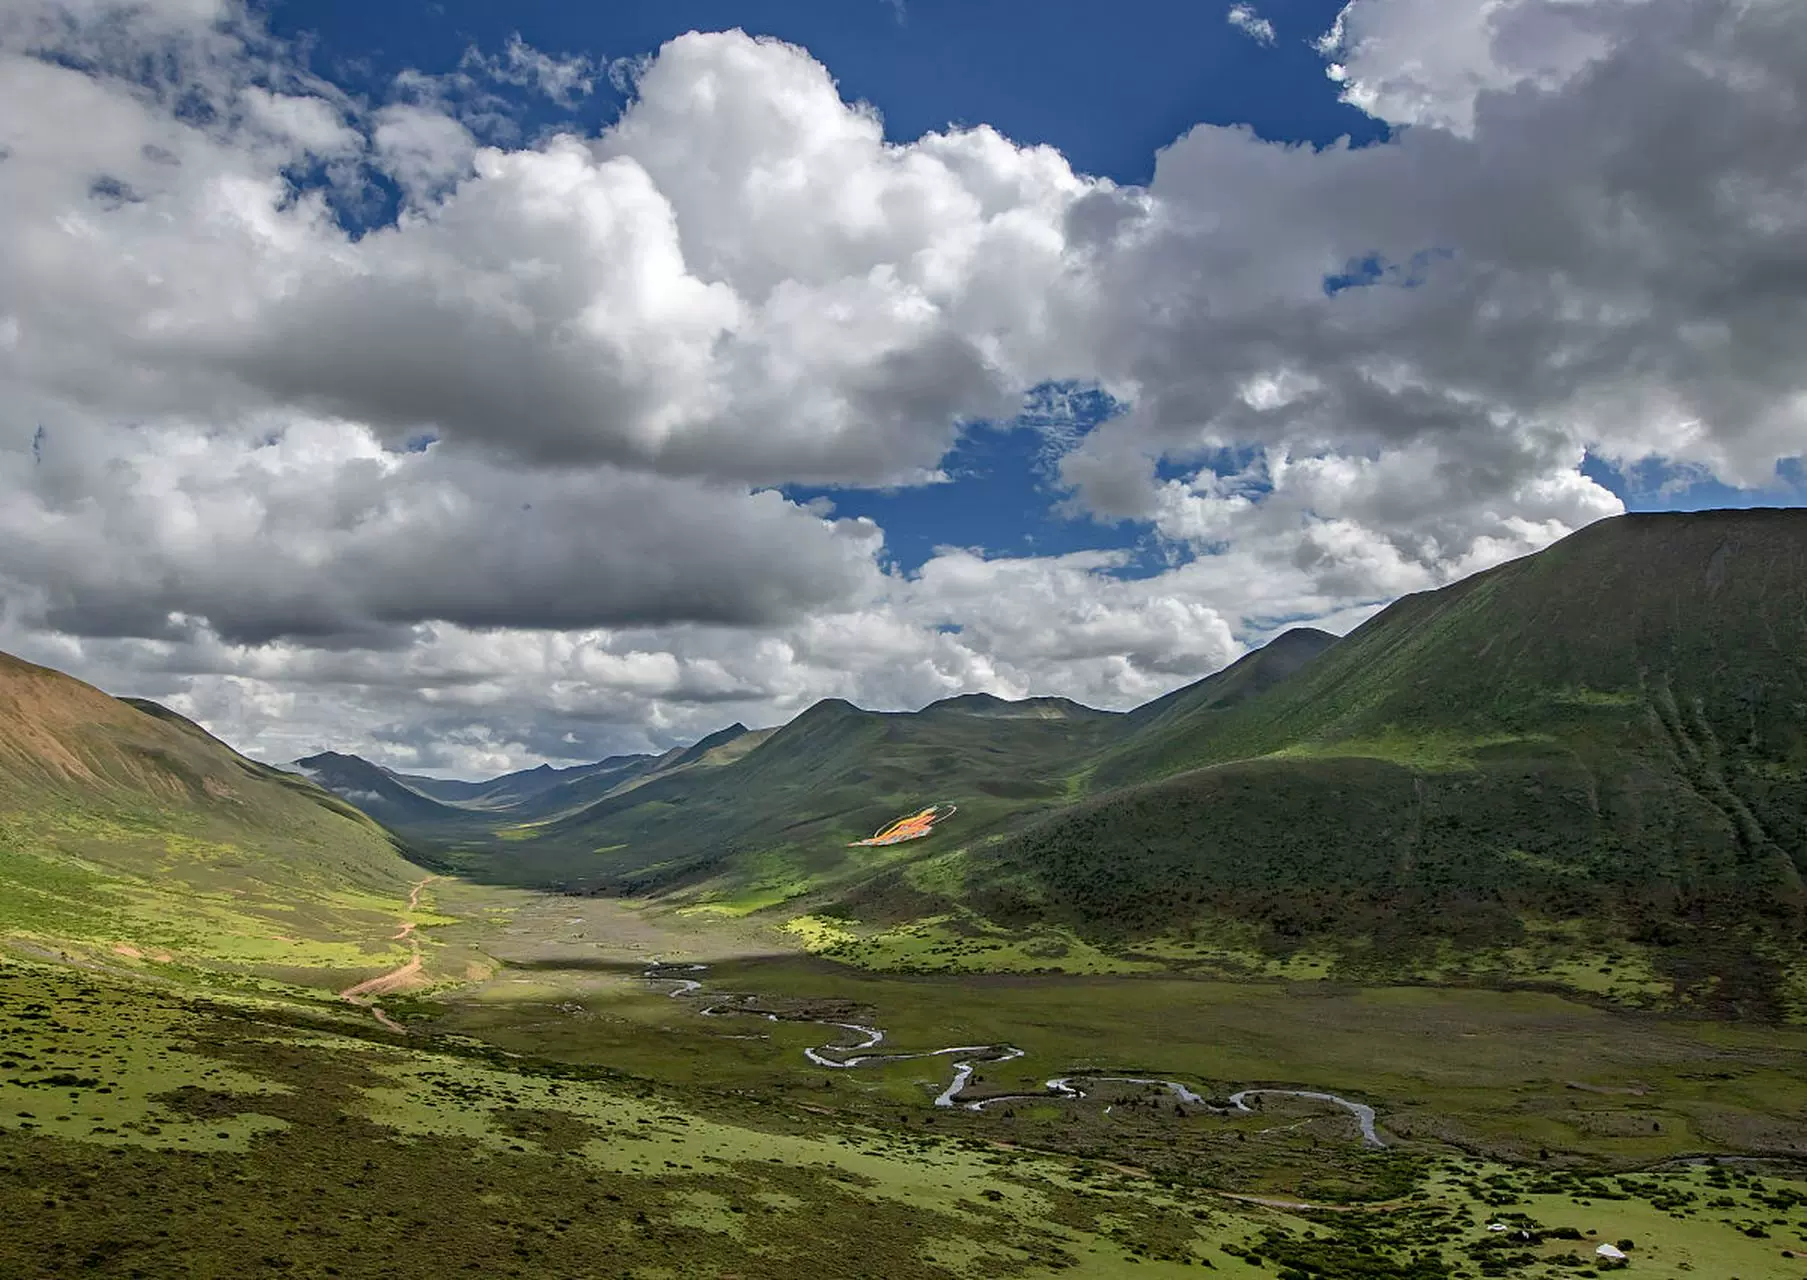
[2,0,1804,776]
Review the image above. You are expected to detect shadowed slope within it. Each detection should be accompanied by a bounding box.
[288,751,470,827]
[394,755,655,808]
[970,510,1807,1014]
[1097,626,1338,785]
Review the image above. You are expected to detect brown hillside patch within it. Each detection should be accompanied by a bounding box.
[0,653,143,783]
[0,651,226,800]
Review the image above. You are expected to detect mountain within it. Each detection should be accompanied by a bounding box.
[964,509,1807,1014]
[289,749,663,830]
[254,508,1807,1011]
[666,722,751,768]
[384,771,495,804]
[288,750,470,827]
[424,642,1342,900]
[1083,626,1338,791]
[299,748,661,820]
[1126,628,1336,724]
[282,729,780,861]
[0,653,426,981]
[467,691,1126,897]
[921,693,1114,721]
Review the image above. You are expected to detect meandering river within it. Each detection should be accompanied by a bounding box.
[644,962,1385,1147]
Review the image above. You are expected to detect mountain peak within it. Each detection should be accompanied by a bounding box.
[923,692,1107,720]
[925,692,1008,712]
[792,697,866,723]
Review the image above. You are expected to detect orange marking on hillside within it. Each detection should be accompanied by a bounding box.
[850,803,956,847]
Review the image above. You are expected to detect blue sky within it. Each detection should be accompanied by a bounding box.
[263,0,1394,576]
[259,0,1807,576]
[272,0,1383,182]
[261,0,1805,579]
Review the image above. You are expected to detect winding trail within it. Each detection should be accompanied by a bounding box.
[643,962,1386,1147]
[339,875,439,1031]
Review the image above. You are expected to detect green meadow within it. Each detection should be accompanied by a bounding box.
[8,933,1807,1279]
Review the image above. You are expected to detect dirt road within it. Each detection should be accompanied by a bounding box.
[340,876,438,1030]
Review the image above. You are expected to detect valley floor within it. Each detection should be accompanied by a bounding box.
[5,874,1807,1278]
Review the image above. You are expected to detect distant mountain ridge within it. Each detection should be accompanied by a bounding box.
[401,754,656,808]
[283,721,781,844]
[287,751,465,826]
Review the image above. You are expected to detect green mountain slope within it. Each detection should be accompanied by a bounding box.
[1110,509,1807,779]
[964,510,1807,1014]
[292,640,1325,904]
[286,732,768,857]
[252,508,1806,1011]
[461,692,1125,903]
[0,653,429,985]
[1098,626,1337,783]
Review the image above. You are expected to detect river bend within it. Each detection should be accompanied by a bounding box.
[642,963,1385,1148]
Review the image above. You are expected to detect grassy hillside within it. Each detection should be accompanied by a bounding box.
[1120,627,1336,732]
[291,642,1328,914]
[959,510,1807,1014]
[1104,509,1807,782]
[0,653,431,988]
[451,693,1124,908]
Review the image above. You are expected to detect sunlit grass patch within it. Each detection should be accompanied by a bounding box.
[805,912,1158,975]
[1267,729,1557,771]
[783,913,858,951]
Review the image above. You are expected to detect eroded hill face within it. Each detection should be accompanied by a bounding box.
[0,654,209,797]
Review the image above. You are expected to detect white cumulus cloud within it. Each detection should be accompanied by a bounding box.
[0,0,1803,771]
[1227,4,1278,46]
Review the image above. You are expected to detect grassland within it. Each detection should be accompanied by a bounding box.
[0,955,1269,1278]
[435,954,1807,1160]
[10,933,1807,1279]
[12,810,1805,1279]
[410,693,1123,901]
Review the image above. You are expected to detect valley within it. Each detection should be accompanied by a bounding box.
[7,0,1807,1267]
[9,887,1807,1278]
[4,510,1807,1277]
